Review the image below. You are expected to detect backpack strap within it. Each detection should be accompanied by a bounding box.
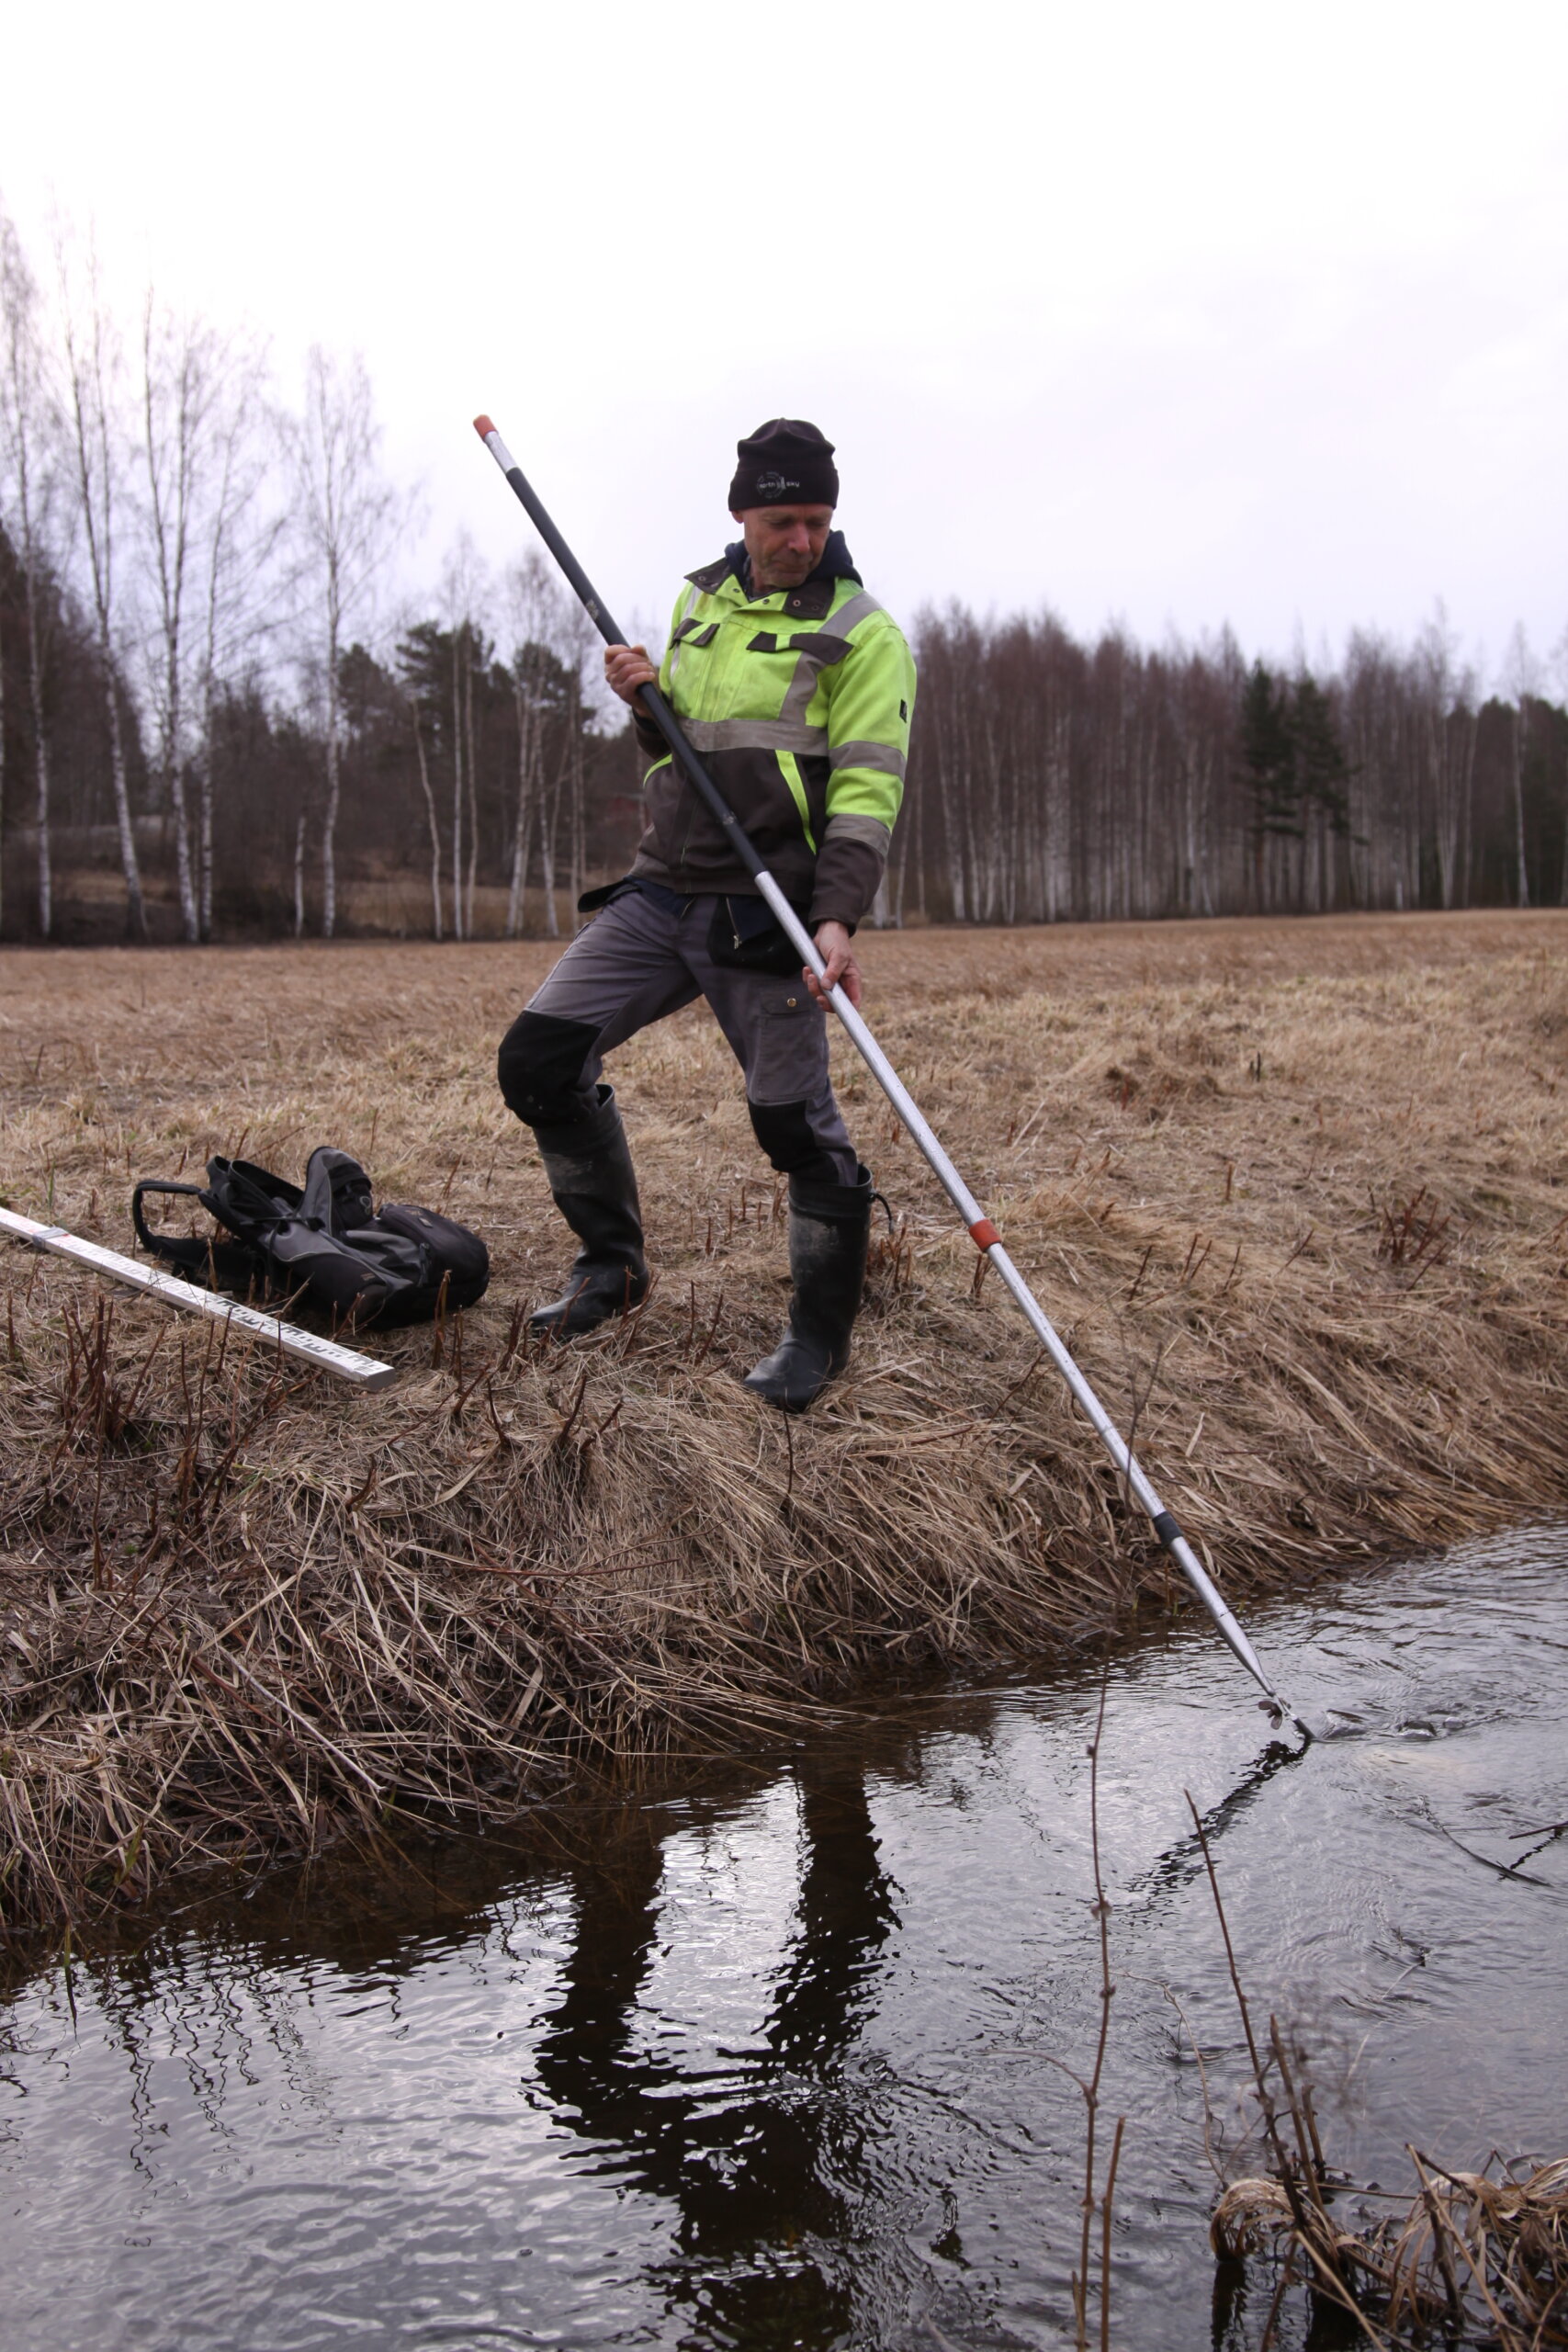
[207,1159,303,1228]
[131,1180,257,1290]
[132,1180,209,1264]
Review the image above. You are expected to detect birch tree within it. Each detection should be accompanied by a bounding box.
[1414,605,1477,910]
[407,682,443,939]
[137,294,228,941]
[1500,624,1540,910]
[396,619,448,940]
[558,594,596,914]
[503,551,561,939]
[191,340,276,937]
[57,232,144,933]
[280,347,399,938]
[0,208,63,937]
[439,535,489,940]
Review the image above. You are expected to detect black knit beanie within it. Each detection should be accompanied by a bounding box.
[728,418,839,511]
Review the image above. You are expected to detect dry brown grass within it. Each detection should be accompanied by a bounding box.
[1213,2156,1568,2346]
[3,910,1567,1943]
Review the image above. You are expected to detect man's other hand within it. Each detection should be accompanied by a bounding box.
[807,921,861,1009]
[605,643,657,704]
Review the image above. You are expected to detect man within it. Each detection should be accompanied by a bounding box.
[496,419,916,1411]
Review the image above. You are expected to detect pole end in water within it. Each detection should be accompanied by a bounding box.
[1261,1696,1317,1747]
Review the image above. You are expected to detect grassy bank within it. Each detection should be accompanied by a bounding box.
[3,911,1567,1941]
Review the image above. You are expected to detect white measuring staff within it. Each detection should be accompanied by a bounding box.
[0,1206,398,1393]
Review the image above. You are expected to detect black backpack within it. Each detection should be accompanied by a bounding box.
[133,1148,490,1329]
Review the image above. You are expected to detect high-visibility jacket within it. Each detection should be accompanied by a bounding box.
[629,537,916,931]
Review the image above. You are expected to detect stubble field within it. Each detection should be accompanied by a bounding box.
[3,910,1567,1941]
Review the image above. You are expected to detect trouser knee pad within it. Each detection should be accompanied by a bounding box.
[497,1010,601,1127]
[748,1096,850,1187]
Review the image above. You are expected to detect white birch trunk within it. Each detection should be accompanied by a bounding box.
[140,300,201,943]
[505,666,539,939]
[411,700,443,940]
[449,629,465,940]
[321,725,341,934]
[107,671,143,933]
[62,270,145,935]
[464,637,479,937]
[3,230,57,939]
[197,739,214,936]
[28,598,51,938]
[1510,703,1529,909]
[321,544,343,938]
[539,757,563,939]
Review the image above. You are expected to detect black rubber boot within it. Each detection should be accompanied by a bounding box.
[743,1165,873,1412]
[529,1086,649,1339]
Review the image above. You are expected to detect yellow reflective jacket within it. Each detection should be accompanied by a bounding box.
[630,537,916,929]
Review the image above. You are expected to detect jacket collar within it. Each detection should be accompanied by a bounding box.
[685,529,862,619]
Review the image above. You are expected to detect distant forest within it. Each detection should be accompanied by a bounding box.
[3,203,1565,944]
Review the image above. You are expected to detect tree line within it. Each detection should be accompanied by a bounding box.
[3,201,1565,943]
[896,608,1568,926]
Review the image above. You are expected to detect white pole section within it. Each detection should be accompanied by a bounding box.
[0,1206,398,1393]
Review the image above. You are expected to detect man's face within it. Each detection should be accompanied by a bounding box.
[732,503,835,594]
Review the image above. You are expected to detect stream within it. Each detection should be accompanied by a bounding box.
[3,1527,1566,2349]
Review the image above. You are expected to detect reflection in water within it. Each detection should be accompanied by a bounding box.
[2,1529,1567,2352]
[537,1761,899,2343]
[1132,1728,1309,1913]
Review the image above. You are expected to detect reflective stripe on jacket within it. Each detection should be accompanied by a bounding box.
[628,551,917,930]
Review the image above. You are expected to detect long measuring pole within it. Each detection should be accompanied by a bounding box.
[0,1207,398,1393]
[474,414,1306,1739]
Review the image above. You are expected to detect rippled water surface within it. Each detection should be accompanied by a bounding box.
[4,1531,1567,2350]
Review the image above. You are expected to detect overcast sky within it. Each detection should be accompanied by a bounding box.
[3,0,1564,680]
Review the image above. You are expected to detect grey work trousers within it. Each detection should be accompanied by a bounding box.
[497,887,859,1186]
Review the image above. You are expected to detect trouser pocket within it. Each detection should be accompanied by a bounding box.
[745,986,830,1106]
[705,893,809,975]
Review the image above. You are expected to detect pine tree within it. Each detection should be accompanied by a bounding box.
[1238,662,1297,903]
[1290,675,1350,834]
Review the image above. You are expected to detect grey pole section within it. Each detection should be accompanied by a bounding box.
[0,1207,398,1392]
[475,415,1307,1739]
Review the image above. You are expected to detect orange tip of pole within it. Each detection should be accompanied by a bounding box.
[969,1218,1001,1250]
[472,413,496,439]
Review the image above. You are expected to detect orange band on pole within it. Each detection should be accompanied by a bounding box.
[969,1218,1001,1250]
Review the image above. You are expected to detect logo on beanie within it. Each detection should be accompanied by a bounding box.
[756,469,800,499]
